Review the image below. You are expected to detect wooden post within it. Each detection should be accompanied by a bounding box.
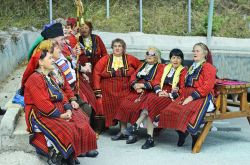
[240,90,248,112]
[247,117,250,124]
[192,121,213,153]
[220,93,227,114]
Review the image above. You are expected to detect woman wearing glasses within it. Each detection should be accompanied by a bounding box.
[113,47,163,146]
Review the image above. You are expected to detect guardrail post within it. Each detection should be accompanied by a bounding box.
[207,0,214,48]
[139,0,143,32]
[106,0,110,18]
[49,0,53,23]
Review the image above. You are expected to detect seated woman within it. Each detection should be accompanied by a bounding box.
[93,38,141,128]
[113,47,163,145]
[24,50,97,164]
[159,42,217,149]
[130,48,187,149]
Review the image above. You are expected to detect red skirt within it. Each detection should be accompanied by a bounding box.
[26,103,97,159]
[78,74,99,113]
[142,85,172,121]
[115,91,149,124]
[159,87,211,134]
[101,77,131,127]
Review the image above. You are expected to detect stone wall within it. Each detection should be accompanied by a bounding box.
[0,30,250,82]
[0,29,40,82]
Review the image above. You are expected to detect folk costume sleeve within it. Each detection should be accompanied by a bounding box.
[96,35,108,57]
[25,74,61,118]
[177,67,187,95]
[93,55,108,95]
[191,63,216,100]
[152,64,164,93]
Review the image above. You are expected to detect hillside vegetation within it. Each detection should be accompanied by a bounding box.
[0,0,250,38]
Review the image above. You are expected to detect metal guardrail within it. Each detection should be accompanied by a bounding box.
[48,0,214,46]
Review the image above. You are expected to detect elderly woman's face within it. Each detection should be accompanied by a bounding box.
[80,24,91,37]
[39,52,54,71]
[193,45,206,62]
[51,44,61,60]
[146,56,157,65]
[112,42,124,56]
[170,55,182,69]
[63,25,72,37]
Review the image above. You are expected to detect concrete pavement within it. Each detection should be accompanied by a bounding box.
[78,118,250,165]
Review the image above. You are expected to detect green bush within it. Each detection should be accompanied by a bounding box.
[0,0,249,38]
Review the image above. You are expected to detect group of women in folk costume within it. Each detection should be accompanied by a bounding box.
[22,21,106,165]
[22,18,216,165]
[93,39,216,150]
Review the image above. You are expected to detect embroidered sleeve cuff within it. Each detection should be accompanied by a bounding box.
[144,82,152,89]
[171,92,179,99]
[94,89,102,95]
[39,107,61,118]
[50,108,61,118]
[64,103,73,110]
[154,85,161,94]
[69,96,77,103]
[191,90,201,100]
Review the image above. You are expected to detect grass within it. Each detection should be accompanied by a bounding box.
[0,0,250,38]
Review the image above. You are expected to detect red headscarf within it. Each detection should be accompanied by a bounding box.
[21,51,42,88]
[67,34,77,48]
[67,18,77,28]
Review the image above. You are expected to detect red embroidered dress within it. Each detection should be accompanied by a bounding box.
[93,54,141,127]
[24,72,97,159]
[77,34,108,113]
[159,62,216,134]
[142,64,187,122]
[115,62,163,124]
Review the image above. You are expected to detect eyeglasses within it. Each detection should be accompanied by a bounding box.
[146,51,156,56]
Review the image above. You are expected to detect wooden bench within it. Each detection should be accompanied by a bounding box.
[192,80,250,153]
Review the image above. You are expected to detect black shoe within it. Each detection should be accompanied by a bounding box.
[78,150,99,158]
[124,123,138,136]
[75,158,80,164]
[0,107,6,116]
[86,150,99,157]
[176,130,189,147]
[66,154,75,165]
[111,132,127,141]
[191,132,200,149]
[126,135,137,144]
[61,158,67,165]
[141,134,154,149]
[55,153,63,165]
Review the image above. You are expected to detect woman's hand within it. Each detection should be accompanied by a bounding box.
[60,110,72,121]
[136,88,144,94]
[171,87,179,93]
[80,65,91,73]
[71,101,79,109]
[182,96,193,105]
[96,94,102,98]
[133,83,145,90]
[82,73,90,82]
[158,91,169,97]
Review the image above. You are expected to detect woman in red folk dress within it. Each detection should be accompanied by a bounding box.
[159,43,217,149]
[113,47,163,145]
[78,21,108,87]
[93,38,141,128]
[123,48,187,149]
[24,50,97,165]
